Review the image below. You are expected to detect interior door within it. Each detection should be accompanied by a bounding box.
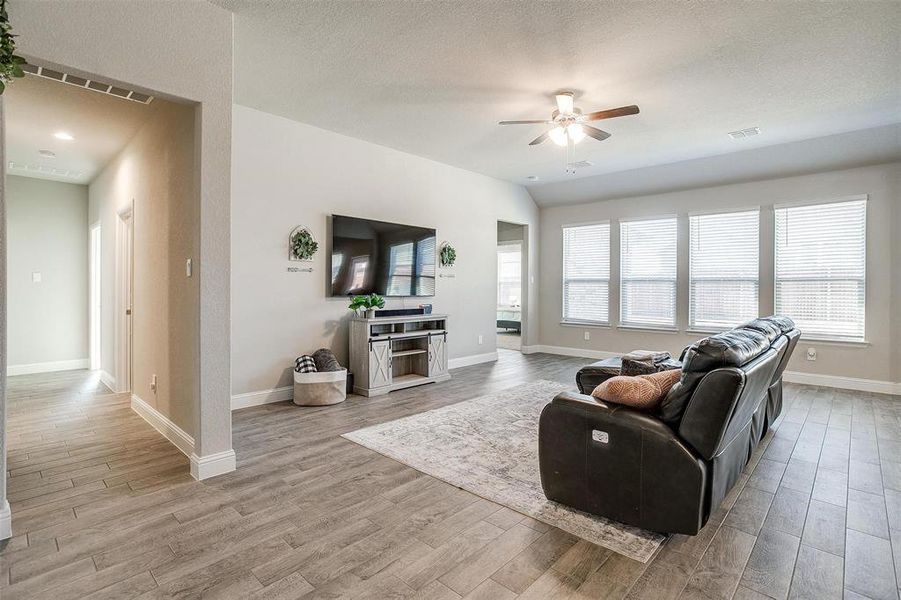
[428,333,448,376]
[369,340,392,388]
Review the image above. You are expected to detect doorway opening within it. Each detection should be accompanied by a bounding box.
[497,221,527,352]
[116,206,134,392]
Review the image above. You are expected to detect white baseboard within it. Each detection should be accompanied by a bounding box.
[783,371,901,395]
[100,370,117,392]
[130,393,195,457]
[7,358,90,376]
[190,450,236,480]
[449,351,498,369]
[231,386,293,410]
[527,344,900,395]
[0,500,11,540]
[522,345,620,361]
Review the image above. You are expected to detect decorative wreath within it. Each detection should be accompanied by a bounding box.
[289,227,318,261]
[439,242,457,267]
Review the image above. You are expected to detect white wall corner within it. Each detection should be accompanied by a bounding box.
[190,450,237,480]
[7,358,90,377]
[448,352,498,369]
[0,500,11,540]
[130,394,195,457]
[231,386,293,411]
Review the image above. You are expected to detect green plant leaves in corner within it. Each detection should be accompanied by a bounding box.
[0,0,25,95]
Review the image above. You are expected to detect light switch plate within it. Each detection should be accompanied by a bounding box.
[32,272,42,283]
[185,258,193,278]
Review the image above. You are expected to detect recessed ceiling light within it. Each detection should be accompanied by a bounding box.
[526,175,539,181]
[38,150,57,158]
[54,131,75,141]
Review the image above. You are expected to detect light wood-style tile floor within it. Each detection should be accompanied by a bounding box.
[1,350,900,599]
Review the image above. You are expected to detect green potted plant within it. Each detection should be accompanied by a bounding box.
[439,242,457,267]
[289,227,318,261]
[348,293,385,318]
[0,0,26,95]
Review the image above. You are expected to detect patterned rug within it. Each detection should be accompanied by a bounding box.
[342,380,665,562]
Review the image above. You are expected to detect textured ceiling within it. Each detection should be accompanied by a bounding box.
[215,0,901,190]
[6,75,154,184]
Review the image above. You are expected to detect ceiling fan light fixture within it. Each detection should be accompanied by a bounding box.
[555,92,574,115]
[548,126,568,146]
[566,123,586,144]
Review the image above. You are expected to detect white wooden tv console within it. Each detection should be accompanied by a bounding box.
[349,314,450,397]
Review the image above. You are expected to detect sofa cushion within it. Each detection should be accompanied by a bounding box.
[592,368,681,410]
[658,329,770,426]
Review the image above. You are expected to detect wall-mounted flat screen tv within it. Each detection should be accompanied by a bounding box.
[330,215,436,297]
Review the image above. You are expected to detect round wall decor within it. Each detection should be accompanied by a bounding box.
[289,226,319,261]
[439,242,457,267]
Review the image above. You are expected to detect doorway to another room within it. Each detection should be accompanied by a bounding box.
[497,221,526,352]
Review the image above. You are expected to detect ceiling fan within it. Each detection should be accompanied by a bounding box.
[499,92,639,146]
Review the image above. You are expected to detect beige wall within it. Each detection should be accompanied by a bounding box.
[538,163,900,385]
[231,105,540,397]
[89,101,197,434]
[7,176,88,369]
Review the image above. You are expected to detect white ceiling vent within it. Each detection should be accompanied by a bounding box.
[567,160,595,169]
[728,127,761,140]
[22,63,154,105]
[8,161,83,180]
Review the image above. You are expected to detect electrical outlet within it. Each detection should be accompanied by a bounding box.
[806,347,817,361]
[478,335,483,345]
[32,271,42,283]
[583,331,590,341]
[151,374,158,393]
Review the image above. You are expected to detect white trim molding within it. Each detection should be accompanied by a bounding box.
[130,393,195,457]
[522,345,620,361]
[7,358,89,376]
[100,370,117,393]
[190,450,236,480]
[448,351,498,369]
[0,500,11,540]
[783,371,901,395]
[232,386,293,410]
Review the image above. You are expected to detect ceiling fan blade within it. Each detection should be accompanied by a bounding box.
[584,105,640,121]
[499,119,551,125]
[528,131,550,145]
[583,125,611,141]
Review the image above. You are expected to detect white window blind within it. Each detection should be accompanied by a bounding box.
[775,199,866,341]
[689,210,760,330]
[562,223,610,324]
[620,217,677,328]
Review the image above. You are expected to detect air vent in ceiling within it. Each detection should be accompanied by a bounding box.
[22,63,154,105]
[567,160,595,169]
[728,127,760,140]
[8,161,83,180]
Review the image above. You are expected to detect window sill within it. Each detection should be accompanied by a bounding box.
[685,328,730,335]
[617,324,679,334]
[560,321,611,329]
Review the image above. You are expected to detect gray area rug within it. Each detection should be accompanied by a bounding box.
[342,380,665,562]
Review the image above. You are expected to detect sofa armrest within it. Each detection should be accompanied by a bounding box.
[539,391,708,535]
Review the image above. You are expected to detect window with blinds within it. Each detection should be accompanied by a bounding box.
[620,217,677,328]
[689,210,760,330]
[562,223,610,324]
[775,199,866,341]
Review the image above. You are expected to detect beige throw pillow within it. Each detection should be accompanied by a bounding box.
[591,368,682,410]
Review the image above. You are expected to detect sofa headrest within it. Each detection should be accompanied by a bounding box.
[659,329,770,426]
[739,315,796,340]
